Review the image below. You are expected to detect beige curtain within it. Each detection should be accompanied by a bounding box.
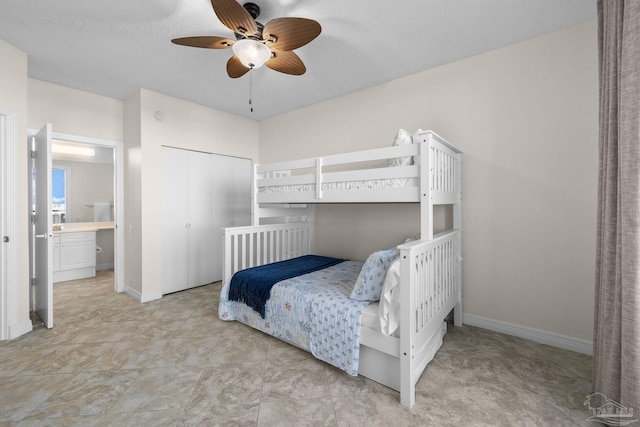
[594,0,640,420]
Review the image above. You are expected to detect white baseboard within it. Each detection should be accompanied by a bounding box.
[116,280,126,293]
[141,289,162,303]
[124,286,142,302]
[123,285,161,303]
[9,320,33,339]
[463,314,593,356]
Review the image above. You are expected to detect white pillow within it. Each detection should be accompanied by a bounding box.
[379,258,401,336]
[411,128,425,144]
[388,129,413,166]
[350,247,399,302]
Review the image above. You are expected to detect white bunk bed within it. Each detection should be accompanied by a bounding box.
[220,130,463,408]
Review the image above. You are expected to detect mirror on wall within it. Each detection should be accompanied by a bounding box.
[52,168,66,223]
[51,140,114,224]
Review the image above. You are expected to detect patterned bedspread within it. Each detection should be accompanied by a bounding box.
[219,260,369,376]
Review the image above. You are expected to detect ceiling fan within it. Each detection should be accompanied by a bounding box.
[172,0,321,78]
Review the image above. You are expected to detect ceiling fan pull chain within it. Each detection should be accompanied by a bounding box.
[249,68,254,113]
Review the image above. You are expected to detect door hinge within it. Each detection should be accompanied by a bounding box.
[31,214,36,224]
[2,236,8,243]
[30,149,36,159]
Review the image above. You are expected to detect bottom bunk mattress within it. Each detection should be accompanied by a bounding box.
[219,258,370,376]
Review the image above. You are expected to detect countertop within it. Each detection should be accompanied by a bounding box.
[52,221,115,233]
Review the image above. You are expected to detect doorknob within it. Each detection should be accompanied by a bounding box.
[185,223,191,229]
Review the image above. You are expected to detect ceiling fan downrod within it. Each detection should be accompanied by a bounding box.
[243,2,260,20]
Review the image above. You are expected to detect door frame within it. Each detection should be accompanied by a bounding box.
[27,129,125,293]
[0,110,18,339]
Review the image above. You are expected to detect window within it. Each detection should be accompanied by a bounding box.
[52,168,66,222]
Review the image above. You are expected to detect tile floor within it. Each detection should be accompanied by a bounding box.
[0,270,596,426]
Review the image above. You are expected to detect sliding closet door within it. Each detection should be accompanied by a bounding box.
[163,148,251,291]
[210,154,233,283]
[232,157,252,227]
[162,147,189,294]
[187,150,214,288]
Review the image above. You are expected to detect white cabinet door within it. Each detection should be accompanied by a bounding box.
[53,231,96,283]
[52,234,61,272]
[162,147,189,294]
[59,232,96,270]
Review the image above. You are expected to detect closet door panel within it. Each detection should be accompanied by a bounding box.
[211,154,233,282]
[232,157,252,227]
[187,150,215,287]
[162,147,189,294]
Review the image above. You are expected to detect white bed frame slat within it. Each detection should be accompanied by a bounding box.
[223,130,463,408]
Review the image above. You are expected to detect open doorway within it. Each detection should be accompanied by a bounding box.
[28,128,124,326]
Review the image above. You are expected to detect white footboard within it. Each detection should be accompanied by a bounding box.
[398,229,463,407]
[222,222,312,283]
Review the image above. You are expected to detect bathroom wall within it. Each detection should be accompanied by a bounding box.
[52,158,115,269]
[51,160,114,223]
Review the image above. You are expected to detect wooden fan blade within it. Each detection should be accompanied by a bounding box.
[263,17,321,51]
[211,0,258,36]
[265,50,306,75]
[227,55,251,78]
[171,36,233,49]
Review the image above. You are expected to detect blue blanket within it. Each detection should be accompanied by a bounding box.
[228,255,345,318]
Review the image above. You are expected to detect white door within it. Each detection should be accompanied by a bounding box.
[211,154,233,282]
[162,147,189,294]
[162,149,252,290]
[33,124,53,328]
[187,150,214,287]
[232,157,252,227]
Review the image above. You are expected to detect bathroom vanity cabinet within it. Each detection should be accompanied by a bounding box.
[52,230,96,283]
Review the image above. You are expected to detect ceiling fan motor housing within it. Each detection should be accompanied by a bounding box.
[236,2,263,40]
[243,2,260,19]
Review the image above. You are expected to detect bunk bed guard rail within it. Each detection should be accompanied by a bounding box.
[398,228,463,407]
[222,222,312,283]
[251,131,462,232]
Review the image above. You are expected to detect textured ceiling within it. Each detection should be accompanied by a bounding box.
[0,0,596,120]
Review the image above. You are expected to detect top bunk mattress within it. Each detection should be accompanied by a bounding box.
[258,177,419,194]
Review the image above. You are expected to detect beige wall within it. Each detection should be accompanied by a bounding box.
[123,91,143,296]
[260,21,598,342]
[28,79,123,141]
[0,40,30,335]
[125,89,260,301]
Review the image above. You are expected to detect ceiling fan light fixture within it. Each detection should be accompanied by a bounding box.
[52,142,95,157]
[232,39,271,69]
